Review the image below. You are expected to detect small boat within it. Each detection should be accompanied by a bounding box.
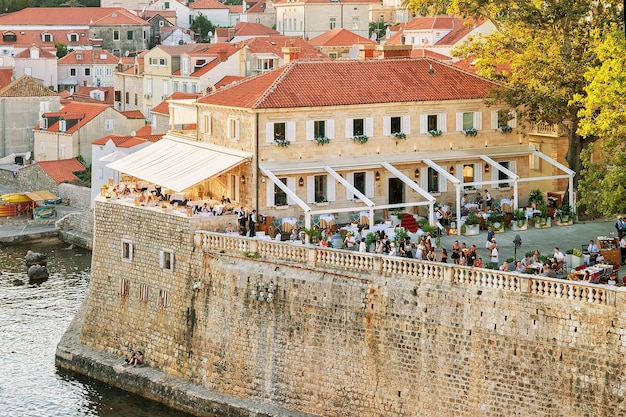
[0,193,31,203]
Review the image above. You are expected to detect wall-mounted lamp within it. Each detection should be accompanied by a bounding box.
[413,145,417,152]
[299,153,302,159]
[484,165,490,173]
[484,141,488,148]
[261,176,266,183]
[449,166,455,175]
[414,169,420,179]
[298,176,304,187]
[338,150,342,157]
[449,143,453,150]
[241,175,246,184]
[376,148,380,154]
[375,171,381,181]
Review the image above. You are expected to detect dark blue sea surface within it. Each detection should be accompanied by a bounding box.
[0,241,193,417]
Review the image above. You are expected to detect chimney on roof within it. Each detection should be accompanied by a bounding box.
[83,80,87,87]
[357,44,376,60]
[281,46,300,64]
[217,49,228,62]
[376,44,412,59]
[227,27,236,40]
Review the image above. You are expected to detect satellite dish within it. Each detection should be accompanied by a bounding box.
[130,130,136,136]
[25,151,31,160]
[124,50,130,57]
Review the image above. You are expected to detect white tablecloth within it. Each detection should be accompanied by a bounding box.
[282,217,297,226]
[319,214,335,223]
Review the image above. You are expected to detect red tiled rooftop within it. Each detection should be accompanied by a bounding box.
[243,36,324,59]
[410,48,452,60]
[37,158,85,184]
[231,21,279,37]
[310,28,376,47]
[197,59,501,109]
[91,9,149,26]
[245,0,268,14]
[0,7,129,25]
[189,0,229,9]
[214,75,246,89]
[152,92,201,115]
[275,0,377,3]
[59,50,118,65]
[40,102,109,133]
[120,110,145,119]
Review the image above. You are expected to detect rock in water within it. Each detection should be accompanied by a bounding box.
[28,264,49,281]
[25,250,48,267]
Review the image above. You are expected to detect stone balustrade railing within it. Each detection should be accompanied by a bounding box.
[194,231,618,306]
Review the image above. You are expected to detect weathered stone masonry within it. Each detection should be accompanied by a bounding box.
[65,200,626,416]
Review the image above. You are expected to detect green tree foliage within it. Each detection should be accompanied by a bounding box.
[190,13,215,42]
[574,29,626,216]
[369,20,389,41]
[54,42,72,58]
[405,0,622,189]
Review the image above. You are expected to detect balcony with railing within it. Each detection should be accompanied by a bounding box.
[528,122,565,137]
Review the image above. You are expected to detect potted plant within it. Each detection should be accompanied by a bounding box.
[274,137,290,147]
[512,208,527,231]
[565,248,583,268]
[314,136,330,145]
[535,205,551,228]
[463,128,478,137]
[393,132,406,139]
[488,211,505,233]
[302,227,322,244]
[428,129,442,137]
[353,135,368,144]
[315,196,329,206]
[555,203,573,225]
[365,232,377,252]
[528,189,544,208]
[498,125,512,134]
[463,212,480,235]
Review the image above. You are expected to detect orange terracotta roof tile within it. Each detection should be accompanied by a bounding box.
[0,69,12,89]
[231,21,279,36]
[214,75,246,89]
[152,92,201,115]
[135,124,153,136]
[37,158,85,183]
[0,7,128,25]
[117,137,148,148]
[120,110,145,119]
[436,19,482,45]
[72,86,115,105]
[310,28,376,47]
[410,48,452,60]
[58,50,119,65]
[245,0,268,13]
[91,9,149,26]
[243,35,324,59]
[13,45,57,59]
[197,59,500,109]
[92,134,123,146]
[0,75,58,97]
[189,0,229,9]
[40,102,109,133]
[59,91,72,99]
[227,4,242,13]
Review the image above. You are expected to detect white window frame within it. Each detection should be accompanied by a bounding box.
[105,119,114,131]
[159,249,174,271]
[105,67,112,77]
[456,111,482,132]
[346,171,374,199]
[265,121,296,143]
[83,68,91,77]
[419,113,447,134]
[420,166,447,194]
[345,117,373,138]
[69,68,77,77]
[490,109,518,129]
[95,67,102,77]
[121,238,134,261]
[202,113,212,134]
[59,120,66,132]
[492,160,516,189]
[383,115,411,136]
[228,118,240,140]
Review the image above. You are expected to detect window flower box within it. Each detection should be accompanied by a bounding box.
[314,136,330,145]
[393,132,406,139]
[274,137,290,147]
[353,135,368,144]
[498,125,512,134]
[275,204,289,210]
[428,129,442,137]
[463,128,478,137]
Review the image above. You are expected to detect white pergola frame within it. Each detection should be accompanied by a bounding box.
[259,145,575,237]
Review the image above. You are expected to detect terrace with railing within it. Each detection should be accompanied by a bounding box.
[194,231,620,306]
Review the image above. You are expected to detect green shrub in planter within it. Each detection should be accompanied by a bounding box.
[484,262,499,269]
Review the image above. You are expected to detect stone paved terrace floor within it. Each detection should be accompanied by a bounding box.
[436,218,625,276]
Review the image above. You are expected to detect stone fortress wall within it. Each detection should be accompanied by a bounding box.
[73,200,626,416]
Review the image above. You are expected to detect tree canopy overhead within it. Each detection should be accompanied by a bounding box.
[405,0,623,191]
[575,28,626,216]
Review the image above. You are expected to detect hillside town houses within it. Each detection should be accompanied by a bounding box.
[0,4,573,227]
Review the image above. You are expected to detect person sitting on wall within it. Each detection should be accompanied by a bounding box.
[122,184,131,195]
[130,351,143,366]
[124,349,135,366]
[225,222,235,233]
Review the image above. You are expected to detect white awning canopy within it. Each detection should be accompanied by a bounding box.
[107,136,251,192]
